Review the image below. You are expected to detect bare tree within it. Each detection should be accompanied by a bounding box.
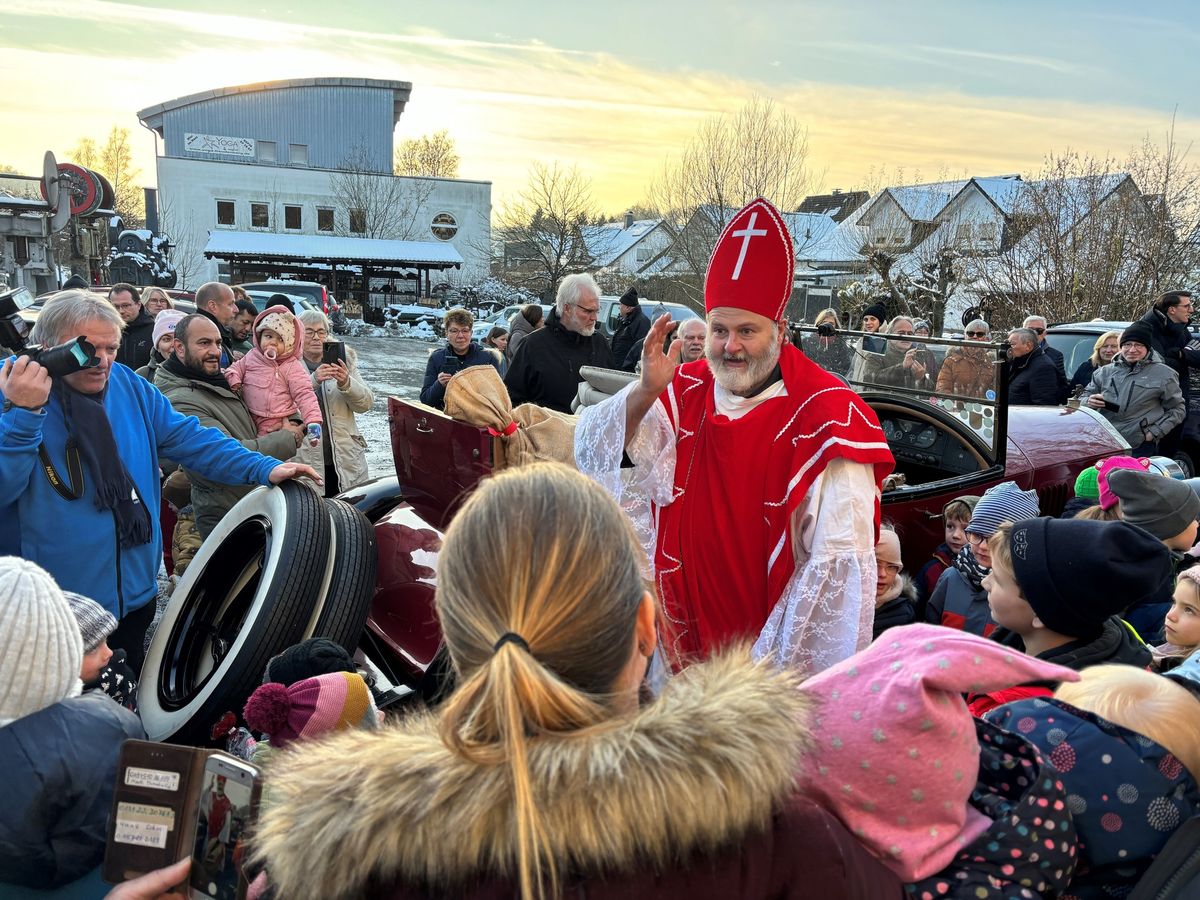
[330,144,433,240]
[394,130,460,178]
[71,127,144,226]
[648,97,817,303]
[493,162,599,299]
[156,194,206,290]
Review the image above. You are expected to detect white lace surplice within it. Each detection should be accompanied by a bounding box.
[575,383,877,676]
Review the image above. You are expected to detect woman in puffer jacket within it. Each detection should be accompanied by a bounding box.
[253,464,900,900]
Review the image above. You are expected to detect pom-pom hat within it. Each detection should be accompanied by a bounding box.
[243,670,379,748]
[703,198,795,321]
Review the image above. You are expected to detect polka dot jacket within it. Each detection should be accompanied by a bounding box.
[985,698,1200,899]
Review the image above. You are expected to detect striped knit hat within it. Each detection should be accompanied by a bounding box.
[965,480,1040,539]
[243,670,380,748]
[0,557,82,726]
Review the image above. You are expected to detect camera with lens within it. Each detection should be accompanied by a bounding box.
[1,285,99,378]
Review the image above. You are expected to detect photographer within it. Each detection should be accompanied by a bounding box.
[419,307,501,411]
[0,291,320,673]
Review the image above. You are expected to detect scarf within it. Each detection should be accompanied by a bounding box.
[162,350,232,391]
[51,380,152,549]
[953,544,990,591]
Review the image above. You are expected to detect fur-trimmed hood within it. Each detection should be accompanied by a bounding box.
[255,650,811,899]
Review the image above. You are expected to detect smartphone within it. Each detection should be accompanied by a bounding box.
[321,340,346,367]
[1103,399,1121,413]
[189,756,257,900]
[440,354,461,375]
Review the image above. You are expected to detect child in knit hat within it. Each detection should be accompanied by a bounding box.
[1154,565,1200,672]
[224,304,323,442]
[925,481,1038,636]
[871,525,916,639]
[913,494,979,612]
[967,517,1165,715]
[1107,465,1200,641]
[63,590,139,712]
[1061,465,1099,518]
[986,665,1200,898]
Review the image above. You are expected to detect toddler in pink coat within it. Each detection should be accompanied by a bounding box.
[225,306,322,439]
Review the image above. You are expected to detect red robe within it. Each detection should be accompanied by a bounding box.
[654,343,893,660]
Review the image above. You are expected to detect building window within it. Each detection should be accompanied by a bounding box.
[636,245,653,263]
[349,208,367,234]
[288,143,308,166]
[430,212,458,241]
[256,141,277,163]
[978,222,998,242]
[955,222,973,243]
[317,207,334,233]
[284,205,302,230]
[251,202,269,229]
[215,199,235,227]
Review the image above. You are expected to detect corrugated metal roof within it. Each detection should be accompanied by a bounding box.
[137,77,413,122]
[203,230,463,266]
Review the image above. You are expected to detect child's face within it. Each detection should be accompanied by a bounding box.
[81,640,113,683]
[968,532,992,569]
[258,327,286,356]
[982,561,1035,633]
[945,516,969,554]
[1166,519,1200,552]
[875,558,900,604]
[1165,582,1200,649]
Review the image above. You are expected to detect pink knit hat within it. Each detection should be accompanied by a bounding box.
[797,624,1079,880]
[242,671,380,748]
[1096,455,1151,510]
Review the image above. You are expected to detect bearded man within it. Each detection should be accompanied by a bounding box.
[576,199,894,674]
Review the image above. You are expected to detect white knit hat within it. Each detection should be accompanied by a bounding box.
[0,557,83,726]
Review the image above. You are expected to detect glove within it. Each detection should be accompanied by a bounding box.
[816,322,836,338]
[305,423,322,448]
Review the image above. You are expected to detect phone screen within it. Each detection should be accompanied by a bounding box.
[321,341,346,367]
[441,354,460,375]
[189,759,255,900]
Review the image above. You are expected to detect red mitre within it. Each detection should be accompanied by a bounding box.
[703,197,795,320]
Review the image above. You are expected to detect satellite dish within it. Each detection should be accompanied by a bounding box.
[40,151,59,212]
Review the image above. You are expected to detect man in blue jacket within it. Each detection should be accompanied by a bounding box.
[419,307,501,410]
[0,290,319,672]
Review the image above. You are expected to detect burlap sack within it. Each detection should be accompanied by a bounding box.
[443,365,576,468]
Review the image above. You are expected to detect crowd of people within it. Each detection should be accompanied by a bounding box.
[3,199,1200,900]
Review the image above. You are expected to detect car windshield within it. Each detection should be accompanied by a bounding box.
[795,323,1005,465]
[1044,331,1105,381]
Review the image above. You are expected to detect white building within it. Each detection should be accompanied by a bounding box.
[136,77,491,306]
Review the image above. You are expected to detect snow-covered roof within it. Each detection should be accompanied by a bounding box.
[971,176,1025,215]
[203,230,463,267]
[884,179,973,222]
[781,211,841,247]
[581,219,663,267]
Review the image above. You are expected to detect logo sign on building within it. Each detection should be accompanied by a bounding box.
[184,133,255,157]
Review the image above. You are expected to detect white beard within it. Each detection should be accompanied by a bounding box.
[707,340,781,396]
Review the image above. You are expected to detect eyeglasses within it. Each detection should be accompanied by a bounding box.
[876,561,901,575]
[112,301,136,311]
[966,331,987,338]
[892,330,914,336]
[304,328,328,339]
[573,304,601,318]
[1031,327,1045,334]
[446,327,472,337]
[967,533,989,546]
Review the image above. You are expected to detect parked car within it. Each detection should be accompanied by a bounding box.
[237,280,330,314]
[242,289,318,315]
[598,296,700,339]
[471,303,553,340]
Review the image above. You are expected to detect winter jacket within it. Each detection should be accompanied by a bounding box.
[914,542,956,612]
[253,651,902,900]
[0,692,145,889]
[134,349,166,383]
[859,341,936,391]
[934,345,994,399]
[1070,358,1101,393]
[419,341,502,410]
[0,362,282,619]
[305,346,374,491]
[505,311,537,365]
[1084,350,1185,447]
[1060,495,1095,519]
[1006,345,1060,405]
[1139,306,1200,404]
[966,616,1151,716]
[114,307,155,371]
[155,362,297,539]
[801,334,853,378]
[986,698,1200,899]
[925,565,996,637]
[872,575,916,640]
[609,303,651,366]
[225,306,323,434]
[1041,341,1070,402]
[504,308,615,413]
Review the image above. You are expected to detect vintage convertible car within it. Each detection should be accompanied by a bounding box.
[137,328,1130,742]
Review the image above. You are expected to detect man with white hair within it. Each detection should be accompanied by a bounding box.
[1023,314,1067,402]
[0,291,320,671]
[677,318,707,363]
[576,199,895,675]
[935,318,995,399]
[504,273,615,412]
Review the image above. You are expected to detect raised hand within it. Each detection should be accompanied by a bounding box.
[638,313,683,397]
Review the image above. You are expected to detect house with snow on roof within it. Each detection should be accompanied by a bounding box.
[581,213,671,276]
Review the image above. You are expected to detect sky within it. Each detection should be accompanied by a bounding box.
[2,0,1199,212]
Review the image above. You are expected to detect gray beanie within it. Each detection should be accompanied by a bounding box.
[0,558,83,726]
[63,591,117,653]
[1107,468,1200,540]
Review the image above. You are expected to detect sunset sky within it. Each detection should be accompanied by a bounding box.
[2,0,1198,212]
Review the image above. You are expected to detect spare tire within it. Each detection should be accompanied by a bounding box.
[304,498,377,649]
[139,482,331,744]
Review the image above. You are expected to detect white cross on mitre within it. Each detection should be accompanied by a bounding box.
[730,211,768,281]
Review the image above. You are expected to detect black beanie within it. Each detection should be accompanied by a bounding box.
[619,287,639,307]
[63,274,89,290]
[1007,517,1172,639]
[1120,320,1154,349]
[264,638,356,686]
[863,302,887,323]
